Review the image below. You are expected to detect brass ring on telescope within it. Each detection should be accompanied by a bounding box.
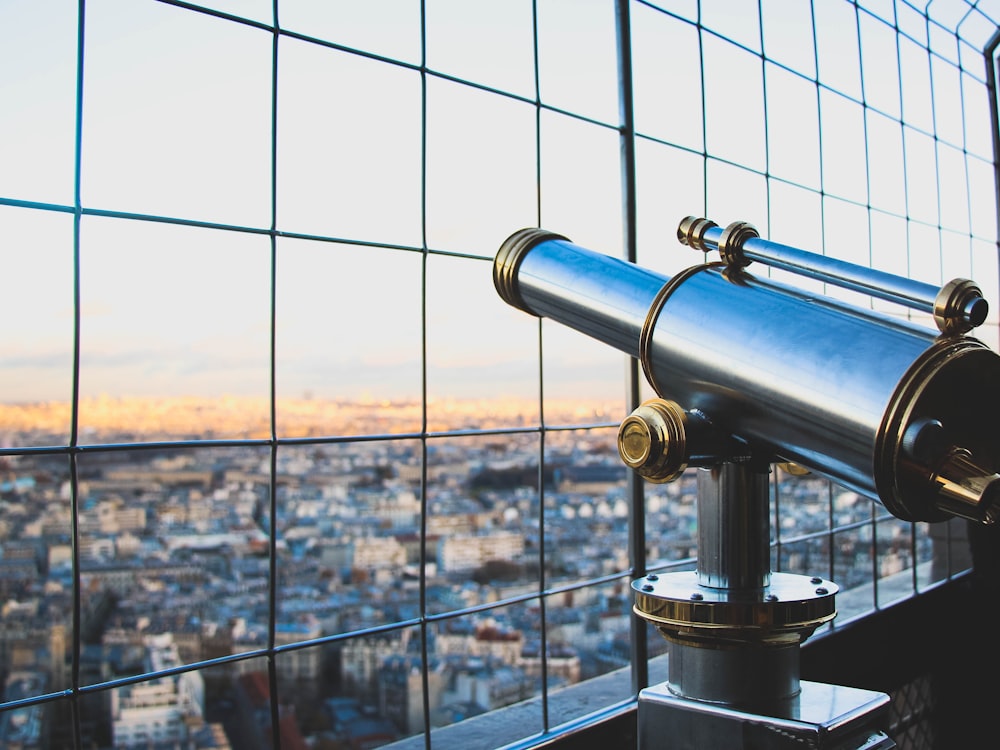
[493,228,569,316]
[677,216,718,252]
[717,221,759,267]
[639,263,725,399]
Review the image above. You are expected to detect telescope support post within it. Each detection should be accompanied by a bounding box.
[634,460,896,749]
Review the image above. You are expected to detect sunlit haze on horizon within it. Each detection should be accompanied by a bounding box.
[2,0,999,421]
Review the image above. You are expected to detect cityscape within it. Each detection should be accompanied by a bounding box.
[0,396,929,749]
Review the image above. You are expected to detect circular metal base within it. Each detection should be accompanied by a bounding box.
[634,570,839,707]
[633,571,838,644]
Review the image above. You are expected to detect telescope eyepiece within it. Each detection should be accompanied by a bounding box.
[900,418,1000,524]
[928,447,1000,525]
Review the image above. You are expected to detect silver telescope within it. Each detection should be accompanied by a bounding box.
[494,218,1000,526]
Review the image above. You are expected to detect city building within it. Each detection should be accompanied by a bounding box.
[110,634,208,748]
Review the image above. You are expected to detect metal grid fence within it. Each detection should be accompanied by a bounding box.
[1,1,998,748]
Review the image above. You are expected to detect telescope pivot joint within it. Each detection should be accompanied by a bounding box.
[618,399,749,483]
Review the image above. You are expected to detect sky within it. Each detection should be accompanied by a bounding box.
[1,0,999,410]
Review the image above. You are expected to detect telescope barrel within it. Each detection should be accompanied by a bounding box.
[493,228,669,359]
[494,225,1000,525]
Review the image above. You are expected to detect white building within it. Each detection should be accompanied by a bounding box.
[110,634,205,748]
[437,531,525,573]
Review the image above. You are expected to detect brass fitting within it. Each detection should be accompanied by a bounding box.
[677,216,718,252]
[618,399,690,483]
[933,277,988,335]
[717,221,759,267]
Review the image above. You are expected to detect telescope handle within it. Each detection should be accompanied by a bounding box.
[678,216,987,336]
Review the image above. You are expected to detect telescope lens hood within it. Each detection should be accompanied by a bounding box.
[493,228,568,315]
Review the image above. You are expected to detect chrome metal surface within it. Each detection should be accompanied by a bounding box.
[696,463,771,591]
[645,265,1000,523]
[494,230,668,358]
[667,638,801,705]
[637,680,896,749]
[641,264,916,504]
[678,216,987,335]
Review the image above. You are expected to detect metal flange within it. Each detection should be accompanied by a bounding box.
[632,571,838,646]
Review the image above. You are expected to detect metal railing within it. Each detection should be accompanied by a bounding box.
[0,1,998,748]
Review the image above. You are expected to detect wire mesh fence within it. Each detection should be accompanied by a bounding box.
[0,1,997,748]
